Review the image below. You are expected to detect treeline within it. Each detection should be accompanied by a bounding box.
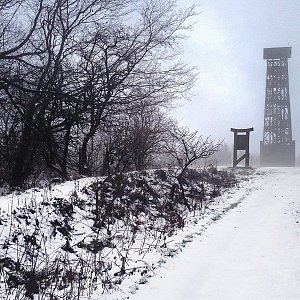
[0,0,220,187]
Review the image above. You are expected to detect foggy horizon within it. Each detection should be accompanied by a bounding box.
[173,0,300,157]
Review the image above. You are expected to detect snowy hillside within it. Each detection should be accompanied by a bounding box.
[0,167,244,300]
[4,167,298,300]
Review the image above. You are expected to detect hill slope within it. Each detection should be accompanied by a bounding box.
[0,167,254,299]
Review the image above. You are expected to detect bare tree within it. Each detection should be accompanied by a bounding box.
[128,104,168,170]
[0,0,44,60]
[76,0,197,174]
[0,0,198,186]
[164,125,223,201]
[96,104,169,175]
[0,0,131,186]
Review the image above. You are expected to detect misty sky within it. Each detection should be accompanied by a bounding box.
[174,0,300,155]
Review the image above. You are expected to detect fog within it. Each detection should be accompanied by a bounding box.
[174,0,300,156]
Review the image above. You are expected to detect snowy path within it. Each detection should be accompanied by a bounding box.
[130,168,300,300]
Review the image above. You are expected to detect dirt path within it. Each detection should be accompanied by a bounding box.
[130,168,300,300]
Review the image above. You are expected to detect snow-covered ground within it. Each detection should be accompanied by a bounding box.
[0,168,239,299]
[129,167,300,300]
[1,167,300,299]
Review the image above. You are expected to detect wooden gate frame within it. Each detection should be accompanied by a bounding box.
[231,127,254,167]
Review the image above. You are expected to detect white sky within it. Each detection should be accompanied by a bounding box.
[173,0,300,155]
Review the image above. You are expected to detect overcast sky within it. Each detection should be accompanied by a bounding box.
[173,0,300,155]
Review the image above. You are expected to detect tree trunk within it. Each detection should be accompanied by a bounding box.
[11,114,35,187]
[79,131,95,176]
[62,125,71,175]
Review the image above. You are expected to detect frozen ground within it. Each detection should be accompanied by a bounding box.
[130,167,300,300]
[0,168,238,299]
[1,167,299,299]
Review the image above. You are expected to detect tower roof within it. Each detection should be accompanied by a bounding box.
[263,47,291,59]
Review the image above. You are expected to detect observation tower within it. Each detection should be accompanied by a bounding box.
[260,47,295,167]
